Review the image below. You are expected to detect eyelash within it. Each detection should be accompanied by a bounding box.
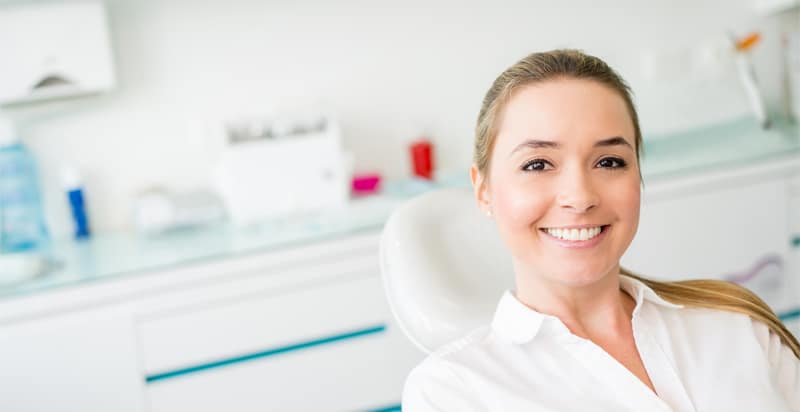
[521,157,628,172]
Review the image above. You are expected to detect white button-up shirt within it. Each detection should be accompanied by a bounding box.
[403,275,799,411]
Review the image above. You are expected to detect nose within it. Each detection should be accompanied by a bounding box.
[556,167,599,213]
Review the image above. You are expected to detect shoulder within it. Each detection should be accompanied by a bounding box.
[402,326,494,411]
[748,317,800,406]
[647,298,753,331]
[747,317,799,369]
[643,301,773,358]
[657,301,788,342]
[407,325,494,381]
[651,302,798,366]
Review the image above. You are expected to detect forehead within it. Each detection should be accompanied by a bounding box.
[494,79,635,153]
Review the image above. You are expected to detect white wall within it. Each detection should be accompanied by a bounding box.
[1,0,792,235]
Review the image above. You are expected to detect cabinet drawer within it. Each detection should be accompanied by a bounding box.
[145,319,420,412]
[624,179,790,279]
[137,264,390,377]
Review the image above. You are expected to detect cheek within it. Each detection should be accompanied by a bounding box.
[613,177,641,231]
[492,180,550,230]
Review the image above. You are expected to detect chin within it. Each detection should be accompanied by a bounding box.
[547,263,618,287]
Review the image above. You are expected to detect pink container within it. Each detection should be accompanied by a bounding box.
[351,173,382,195]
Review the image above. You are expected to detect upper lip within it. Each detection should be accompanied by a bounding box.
[540,224,608,230]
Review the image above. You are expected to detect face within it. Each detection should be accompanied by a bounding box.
[471,79,641,289]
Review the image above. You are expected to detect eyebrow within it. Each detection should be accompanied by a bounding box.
[509,136,634,157]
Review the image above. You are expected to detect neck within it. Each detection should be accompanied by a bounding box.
[513,264,634,339]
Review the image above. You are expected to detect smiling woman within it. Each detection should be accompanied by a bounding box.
[402,50,800,411]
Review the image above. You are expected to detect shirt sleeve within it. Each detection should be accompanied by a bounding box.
[402,356,485,412]
[751,319,800,408]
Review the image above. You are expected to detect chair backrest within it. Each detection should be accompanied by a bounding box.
[379,187,515,353]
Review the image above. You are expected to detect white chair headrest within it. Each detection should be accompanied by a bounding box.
[380,188,515,353]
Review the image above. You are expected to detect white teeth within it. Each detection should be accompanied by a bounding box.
[544,226,603,241]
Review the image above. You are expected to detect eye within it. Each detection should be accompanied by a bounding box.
[596,157,627,169]
[521,159,553,172]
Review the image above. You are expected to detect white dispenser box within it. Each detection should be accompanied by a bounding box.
[0,0,115,105]
[213,114,352,226]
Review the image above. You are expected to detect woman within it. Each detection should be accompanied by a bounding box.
[402,49,800,411]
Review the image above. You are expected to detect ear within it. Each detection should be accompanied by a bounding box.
[470,164,491,216]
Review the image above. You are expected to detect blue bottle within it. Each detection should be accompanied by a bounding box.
[61,166,90,239]
[0,115,50,252]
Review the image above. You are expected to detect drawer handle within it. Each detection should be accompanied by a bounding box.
[145,324,387,384]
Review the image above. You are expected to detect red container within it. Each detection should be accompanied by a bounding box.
[410,139,434,180]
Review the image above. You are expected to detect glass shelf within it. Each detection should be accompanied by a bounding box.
[0,115,797,300]
[0,194,413,299]
[641,115,800,180]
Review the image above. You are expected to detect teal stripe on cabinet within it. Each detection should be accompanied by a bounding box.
[366,404,401,412]
[779,308,800,322]
[145,324,386,383]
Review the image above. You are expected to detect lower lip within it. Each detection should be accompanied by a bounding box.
[539,225,610,249]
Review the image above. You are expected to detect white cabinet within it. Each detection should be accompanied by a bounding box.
[138,260,386,375]
[623,166,798,314]
[0,232,421,412]
[143,275,419,412]
[130,233,422,411]
[0,311,145,412]
[146,327,414,412]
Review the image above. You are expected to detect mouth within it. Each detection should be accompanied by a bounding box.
[538,225,610,242]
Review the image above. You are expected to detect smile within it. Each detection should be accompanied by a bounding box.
[539,225,609,242]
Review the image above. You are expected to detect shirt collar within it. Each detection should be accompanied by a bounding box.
[619,274,684,313]
[490,274,684,344]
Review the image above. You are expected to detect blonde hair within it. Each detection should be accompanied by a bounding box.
[474,49,800,359]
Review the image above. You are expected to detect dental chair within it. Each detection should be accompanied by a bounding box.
[379,187,515,353]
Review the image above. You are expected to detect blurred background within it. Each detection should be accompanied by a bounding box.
[0,0,798,411]
[0,0,793,236]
